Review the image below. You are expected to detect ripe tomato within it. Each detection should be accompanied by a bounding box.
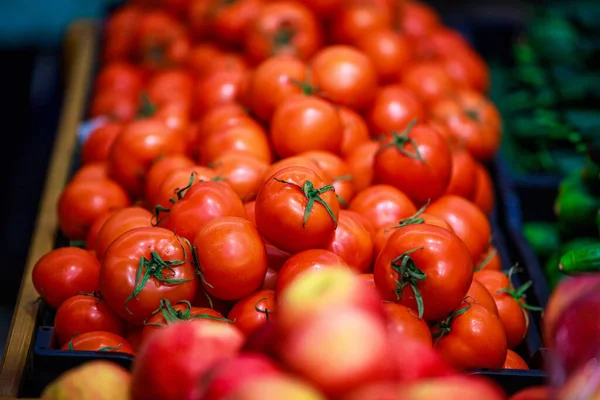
[81,122,123,165]
[444,146,478,199]
[108,119,185,199]
[338,107,370,157]
[54,293,126,347]
[262,156,326,185]
[125,325,143,353]
[141,299,228,343]
[325,210,373,273]
[330,3,392,45]
[427,195,492,263]
[195,103,249,146]
[32,247,101,309]
[186,43,223,77]
[344,141,379,192]
[144,154,195,206]
[309,46,378,111]
[299,150,355,205]
[72,162,110,183]
[94,207,153,260]
[58,179,130,240]
[246,55,306,122]
[366,84,424,138]
[192,69,247,118]
[89,90,138,122]
[396,1,440,38]
[270,94,343,158]
[413,26,470,59]
[441,49,490,94]
[471,163,495,216]
[348,184,417,232]
[94,62,143,95]
[432,300,507,370]
[374,122,452,206]
[103,6,142,62]
[198,0,263,47]
[355,29,413,83]
[255,166,340,254]
[135,11,190,70]
[159,181,247,242]
[244,1,323,65]
[383,302,432,347]
[99,227,199,325]
[85,210,117,251]
[503,349,529,370]
[466,279,499,316]
[429,89,502,162]
[62,331,134,356]
[228,290,276,336]
[474,269,531,349]
[275,249,349,298]
[154,167,218,210]
[210,151,269,202]
[194,217,268,300]
[262,267,279,290]
[359,273,376,292]
[374,224,473,321]
[477,245,502,271]
[146,69,194,109]
[401,61,455,104]
[199,123,273,165]
[294,0,341,18]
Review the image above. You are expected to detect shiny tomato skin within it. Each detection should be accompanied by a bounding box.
[72,162,110,184]
[395,1,440,39]
[144,155,195,206]
[471,163,495,216]
[344,141,379,192]
[366,84,424,138]
[374,123,452,206]
[442,48,490,94]
[61,331,134,356]
[349,185,417,232]
[255,166,340,254]
[32,247,101,309]
[81,122,123,165]
[199,123,273,165]
[58,179,130,240]
[503,349,529,370]
[466,279,499,316]
[275,249,349,298]
[94,207,153,261]
[330,2,391,45]
[194,217,268,301]
[383,302,432,347]
[95,61,142,96]
[54,294,126,347]
[427,195,492,263]
[262,156,326,185]
[85,210,117,251]
[309,45,378,111]
[338,107,371,157]
[374,224,473,321]
[270,94,343,158]
[211,151,270,202]
[355,29,413,83]
[325,210,373,273]
[201,0,263,47]
[159,181,247,242]
[299,150,356,205]
[433,301,507,370]
[401,61,455,105]
[186,43,223,77]
[192,70,247,118]
[89,90,138,122]
[154,166,217,210]
[103,6,141,62]
[99,227,199,325]
[146,69,194,110]
[445,147,478,199]
[228,290,276,336]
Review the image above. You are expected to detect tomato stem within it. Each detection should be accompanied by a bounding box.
[396,199,431,228]
[169,173,197,205]
[151,205,171,226]
[69,240,86,248]
[98,344,123,352]
[495,265,543,312]
[474,248,497,272]
[144,298,230,327]
[332,174,353,182]
[377,119,423,162]
[432,301,472,346]
[274,178,338,228]
[137,92,157,119]
[391,246,426,318]
[255,297,274,322]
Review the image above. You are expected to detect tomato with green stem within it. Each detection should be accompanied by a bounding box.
[383,302,432,347]
[154,167,218,210]
[255,166,340,255]
[348,184,417,232]
[476,245,502,271]
[99,227,198,325]
[61,331,134,356]
[144,154,195,206]
[374,223,473,321]
[262,156,326,185]
[366,84,424,138]
[135,11,190,71]
[94,207,153,261]
[465,279,498,316]
[325,210,374,273]
[299,150,356,206]
[228,290,276,336]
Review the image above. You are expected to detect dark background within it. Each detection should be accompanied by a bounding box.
[0,1,527,355]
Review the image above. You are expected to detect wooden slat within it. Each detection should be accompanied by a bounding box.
[0,20,98,398]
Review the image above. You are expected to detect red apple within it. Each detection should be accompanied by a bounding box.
[556,362,600,400]
[227,375,326,400]
[278,307,389,398]
[131,321,244,400]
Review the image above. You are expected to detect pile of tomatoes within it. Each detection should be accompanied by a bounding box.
[31,0,543,398]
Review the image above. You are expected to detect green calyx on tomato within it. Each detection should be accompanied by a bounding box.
[432,301,472,346]
[495,265,543,313]
[169,173,198,205]
[377,119,423,161]
[255,297,274,322]
[272,22,297,50]
[273,177,339,228]
[397,199,431,228]
[137,92,157,119]
[97,344,124,352]
[144,298,230,327]
[475,247,497,272]
[391,246,426,318]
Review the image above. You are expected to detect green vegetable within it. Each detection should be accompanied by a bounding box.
[559,242,600,274]
[545,237,599,289]
[555,172,600,238]
[523,222,561,258]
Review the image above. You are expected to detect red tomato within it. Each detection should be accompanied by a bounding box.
[159,181,247,242]
[383,302,432,347]
[348,184,417,232]
[359,273,376,292]
[154,166,218,210]
[432,300,507,370]
[366,84,424,138]
[81,122,123,165]
[192,289,236,317]
[330,3,391,45]
[108,119,185,199]
[427,195,492,263]
[85,210,117,251]
[338,107,371,157]
[344,141,379,192]
[299,150,355,205]
[61,331,134,356]
[294,0,341,18]
[199,123,273,165]
[195,104,249,147]
[32,247,101,309]
[255,166,340,254]
[89,90,138,122]
[58,179,130,240]
[194,217,268,300]
[246,55,306,122]
[146,69,194,109]
[197,0,263,47]
[94,207,153,260]
[103,6,142,62]
[186,43,223,77]
[355,29,413,83]
[374,122,452,206]
[325,210,373,273]
[94,61,143,95]
[413,26,470,59]
[309,46,378,111]
[401,61,455,104]
[275,249,349,298]
[396,1,440,38]
[374,224,473,321]
[270,94,343,158]
[244,1,323,65]
[503,349,529,370]
[192,69,247,118]
[262,156,326,185]
[54,293,125,347]
[262,267,279,290]
[228,290,276,336]
[477,245,502,271]
[144,154,195,206]
[72,162,110,183]
[125,325,143,353]
[471,163,495,216]
[135,11,190,70]
[442,49,490,94]
[99,227,199,325]
[466,279,499,316]
[445,147,478,199]
[210,151,269,202]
